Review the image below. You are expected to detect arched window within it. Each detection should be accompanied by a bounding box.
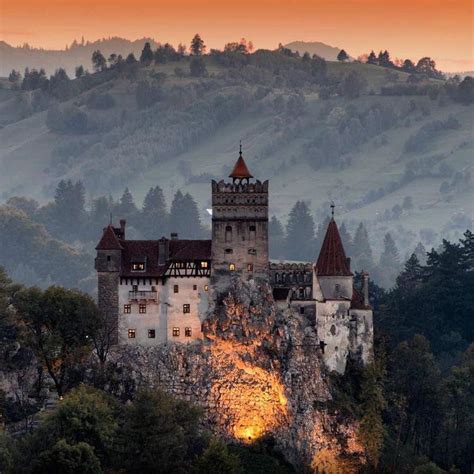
[330,325,336,336]
[249,225,256,241]
[225,225,232,243]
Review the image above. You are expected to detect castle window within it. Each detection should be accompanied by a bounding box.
[229,263,236,271]
[107,255,111,262]
[248,248,256,255]
[174,284,179,293]
[225,248,233,254]
[200,261,208,268]
[128,329,136,339]
[247,263,253,272]
[225,226,232,243]
[172,327,180,337]
[275,273,280,283]
[183,304,191,314]
[193,284,197,290]
[300,306,305,315]
[148,329,156,339]
[124,304,131,314]
[139,303,147,314]
[249,225,256,240]
[132,285,138,292]
[204,285,209,292]
[131,262,146,272]
[185,327,192,337]
[330,325,336,335]
[176,262,185,269]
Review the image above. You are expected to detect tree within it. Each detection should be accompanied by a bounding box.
[378,50,393,68]
[75,65,85,78]
[416,57,442,79]
[125,53,138,64]
[285,201,315,260]
[52,180,86,238]
[8,69,21,84]
[33,439,101,474]
[340,71,367,99]
[194,439,241,474]
[13,287,101,396]
[190,57,207,77]
[116,188,137,219]
[139,186,169,238]
[91,50,106,72]
[169,191,203,239]
[140,42,154,63]
[190,34,206,56]
[455,76,474,105]
[378,233,401,288]
[269,216,286,259]
[401,59,416,73]
[337,49,349,62]
[114,389,203,473]
[367,51,377,65]
[358,358,386,469]
[352,223,374,272]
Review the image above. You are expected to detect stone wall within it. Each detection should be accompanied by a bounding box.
[107,278,365,471]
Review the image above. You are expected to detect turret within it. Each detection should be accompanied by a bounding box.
[211,145,269,278]
[95,224,124,345]
[313,214,353,301]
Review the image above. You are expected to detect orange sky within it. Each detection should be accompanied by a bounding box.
[1,0,473,71]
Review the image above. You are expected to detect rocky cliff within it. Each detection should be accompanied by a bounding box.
[108,278,365,471]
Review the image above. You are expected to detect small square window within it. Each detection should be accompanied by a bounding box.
[132,285,138,292]
[183,304,190,314]
[229,263,236,271]
[148,329,155,338]
[176,262,185,269]
[172,327,180,337]
[247,263,253,272]
[107,255,111,262]
[185,327,192,337]
[248,248,256,255]
[200,261,208,268]
[132,262,145,272]
[249,225,256,232]
[128,329,136,338]
[204,285,209,292]
[139,303,147,314]
[225,248,233,254]
[174,285,179,293]
[124,304,131,314]
[300,306,305,315]
[193,284,197,291]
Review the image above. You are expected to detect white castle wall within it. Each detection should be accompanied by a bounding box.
[118,277,209,345]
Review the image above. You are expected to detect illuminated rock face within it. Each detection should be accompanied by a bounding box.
[110,278,364,471]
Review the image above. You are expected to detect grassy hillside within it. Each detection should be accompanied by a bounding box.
[0,51,472,258]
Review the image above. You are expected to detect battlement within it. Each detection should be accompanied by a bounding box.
[211,179,269,194]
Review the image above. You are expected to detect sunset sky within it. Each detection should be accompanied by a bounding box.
[1,0,472,71]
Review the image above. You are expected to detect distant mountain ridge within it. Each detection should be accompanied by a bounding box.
[0,37,160,76]
[284,41,343,60]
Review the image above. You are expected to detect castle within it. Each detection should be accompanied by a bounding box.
[96,149,373,373]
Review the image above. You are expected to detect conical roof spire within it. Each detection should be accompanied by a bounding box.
[315,217,352,276]
[229,142,253,179]
[96,225,123,250]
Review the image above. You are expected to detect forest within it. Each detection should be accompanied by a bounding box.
[0,232,472,472]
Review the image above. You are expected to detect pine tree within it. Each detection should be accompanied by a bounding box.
[337,49,349,62]
[352,223,375,272]
[367,51,377,65]
[169,191,203,239]
[285,201,315,261]
[190,34,206,56]
[91,50,106,72]
[413,241,427,265]
[269,216,286,259]
[378,233,401,288]
[139,186,169,238]
[116,188,137,218]
[396,254,424,291]
[140,42,154,63]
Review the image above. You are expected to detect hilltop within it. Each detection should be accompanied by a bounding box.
[0,46,472,263]
[284,41,343,61]
[0,38,160,76]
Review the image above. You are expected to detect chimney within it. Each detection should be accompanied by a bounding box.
[170,232,178,240]
[362,271,369,306]
[119,219,126,239]
[158,237,169,265]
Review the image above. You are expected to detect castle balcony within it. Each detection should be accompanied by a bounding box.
[128,291,157,301]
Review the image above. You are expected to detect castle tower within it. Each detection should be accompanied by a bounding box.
[95,223,123,345]
[313,216,353,300]
[211,147,269,278]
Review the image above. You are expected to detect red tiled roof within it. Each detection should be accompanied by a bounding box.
[229,156,253,179]
[351,287,370,310]
[315,218,353,276]
[120,239,212,277]
[96,225,123,250]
